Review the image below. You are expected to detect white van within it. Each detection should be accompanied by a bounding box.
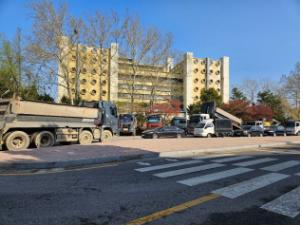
[286,121,300,135]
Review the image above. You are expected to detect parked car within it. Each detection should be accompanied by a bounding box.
[118,114,137,136]
[248,126,264,137]
[263,125,277,136]
[233,125,252,137]
[171,117,187,133]
[274,125,287,136]
[141,126,185,139]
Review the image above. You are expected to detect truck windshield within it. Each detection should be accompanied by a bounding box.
[119,115,133,122]
[286,121,295,127]
[189,116,201,123]
[196,123,205,128]
[172,118,186,125]
[147,116,160,123]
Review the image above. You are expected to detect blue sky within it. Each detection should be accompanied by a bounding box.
[0,0,300,88]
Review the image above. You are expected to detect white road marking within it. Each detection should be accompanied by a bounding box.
[261,187,300,218]
[260,160,299,172]
[154,163,225,178]
[194,154,234,160]
[212,173,289,199]
[136,162,151,166]
[134,160,203,172]
[165,158,179,162]
[212,156,253,163]
[177,167,253,186]
[233,157,276,167]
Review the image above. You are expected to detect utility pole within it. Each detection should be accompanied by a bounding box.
[16,28,22,97]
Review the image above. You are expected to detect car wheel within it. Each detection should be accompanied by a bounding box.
[259,133,263,137]
[177,134,181,139]
[273,133,276,137]
[152,133,158,139]
[247,133,251,137]
[283,133,287,137]
[207,133,212,138]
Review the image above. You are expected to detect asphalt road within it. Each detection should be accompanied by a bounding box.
[0,145,300,225]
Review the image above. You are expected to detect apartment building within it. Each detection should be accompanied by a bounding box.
[58,41,229,112]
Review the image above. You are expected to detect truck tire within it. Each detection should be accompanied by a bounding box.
[79,130,93,145]
[33,131,55,148]
[153,133,158,139]
[207,133,212,138]
[5,131,30,151]
[101,130,113,142]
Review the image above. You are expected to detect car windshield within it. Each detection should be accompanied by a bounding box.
[119,115,133,122]
[277,126,285,130]
[251,126,262,130]
[242,125,252,130]
[269,126,277,130]
[147,116,160,123]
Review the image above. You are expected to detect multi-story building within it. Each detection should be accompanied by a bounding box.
[58,41,229,112]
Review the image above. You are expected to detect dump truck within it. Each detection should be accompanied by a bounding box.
[0,98,118,151]
[201,101,242,129]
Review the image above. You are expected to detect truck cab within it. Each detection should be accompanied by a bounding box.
[146,114,164,129]
[193,119,214,137]
[286,120,300,135]
[118,114,137,136]
[187,114,210,135]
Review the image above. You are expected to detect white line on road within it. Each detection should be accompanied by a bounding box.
[212,173,289,199]
[212,156,253,163]
[136,162,151,166]
[233,158,276,167]
[194,154,234,160]
[165,158,179,162]
[177,167,253,186]
[260,160,299,172]
[134,160,203,172]
[153,163,225,178]
[261,187,300,218]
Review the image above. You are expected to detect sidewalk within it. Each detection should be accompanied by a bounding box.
[0,136,299,170]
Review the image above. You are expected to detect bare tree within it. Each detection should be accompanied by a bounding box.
[27,0,84,104]
[241,79,259,103]
[279,62,300,109]
[120,15,172,113]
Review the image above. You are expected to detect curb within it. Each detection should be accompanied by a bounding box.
[159,141,300,158]
[0,153,157,171]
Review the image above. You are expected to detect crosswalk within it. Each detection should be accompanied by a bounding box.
[134,155,300,218]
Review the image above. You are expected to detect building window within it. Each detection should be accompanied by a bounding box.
[92,47,97,54]
[193,59,198,64]
[91,79,97,85]
[71,88,76,94]
[217,88,221,92]
[81,46,87,52]
[210,69,213,74]
[209,79,213,84]
[194,96,199,100]
[194,68,198,73]
[201,69,206,74]
[201,79,206,83]
[70,77,76,84]
[194,78,199,83]
[216,80,221,84]
[80,89,86,95]
[102,90,107,96]
[216,70,220,75]
[81,79,87,84]
[70,67,76,73]
[90,90,97,96]
[201,59,206,65]
[82,68,87,74]
[91,68,97,75]
[82,56,87,62]
[71,55,76,61]
[102,70,107,75]
[194,87,199,92]
[216,62,221,67]
[103,58,107,63]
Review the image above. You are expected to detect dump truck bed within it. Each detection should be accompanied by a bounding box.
[5,99,98,119]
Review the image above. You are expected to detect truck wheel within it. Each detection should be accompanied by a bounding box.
[247,133,251,137]
[177,133,181,139]
[259,133,263,137]
[34,131,55,148]
[153,133,158,139]
[101,130,113,142]
[207,133,212,138]
[79,130,93,145]
[5,131,30,151]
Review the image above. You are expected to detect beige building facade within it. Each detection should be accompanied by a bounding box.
[58,42,229,111]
